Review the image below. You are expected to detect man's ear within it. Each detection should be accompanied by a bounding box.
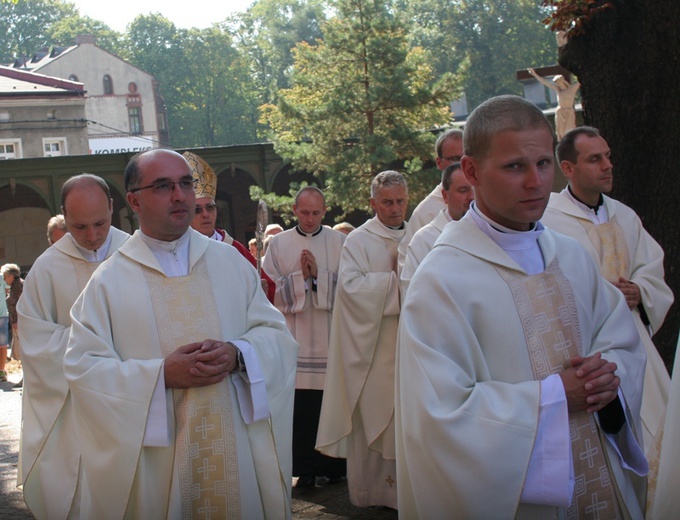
[461,156,480,187]
[560,160,575,181]
[126,191,140,213]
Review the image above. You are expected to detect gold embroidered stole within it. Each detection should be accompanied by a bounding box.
[497,261,623,519]
[144,258,240,519]
[72,258,101,291]
[580,216,629,283]
[582,215,663,501]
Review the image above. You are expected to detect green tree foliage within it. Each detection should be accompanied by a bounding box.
[0,0,76,63]
[174,27,262,146]
[261,0,460,215]
[227,0,327,105]
[122,13,186,81]
[123,15,263,147]
[48,15,123,55]
[397,0,557,110]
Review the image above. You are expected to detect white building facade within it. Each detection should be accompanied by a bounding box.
[13,35,169,154]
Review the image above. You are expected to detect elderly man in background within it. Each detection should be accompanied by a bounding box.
[265,223,284,237]
[317,171,408,509]
[46,214,67,245]
[185,151,275,302]
[17,174,129,519]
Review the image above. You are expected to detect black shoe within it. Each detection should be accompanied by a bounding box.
[295,476,316,489]
[324,476,345,485]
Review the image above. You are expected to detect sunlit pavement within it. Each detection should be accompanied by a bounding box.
[1,368,396,520]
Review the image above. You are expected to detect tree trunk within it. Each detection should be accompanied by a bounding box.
[559,0,680,370]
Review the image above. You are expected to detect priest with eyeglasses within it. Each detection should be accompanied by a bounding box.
[64,149,299,519]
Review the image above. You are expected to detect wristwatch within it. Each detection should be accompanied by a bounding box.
[234,346,246,372]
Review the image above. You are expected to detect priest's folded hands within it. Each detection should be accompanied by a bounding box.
[163,340,239,388]
[559,352,620,413]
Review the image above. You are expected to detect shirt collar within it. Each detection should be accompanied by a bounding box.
[567,185,604,214]
[295,225,323,237]
[72,228,114,262]
[139,229,191,277]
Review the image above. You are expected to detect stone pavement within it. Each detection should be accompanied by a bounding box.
[0,371,32,520]
[291,480,397,519]
[0,367,397,520]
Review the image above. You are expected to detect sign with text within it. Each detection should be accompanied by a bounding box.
[89,136,155,154]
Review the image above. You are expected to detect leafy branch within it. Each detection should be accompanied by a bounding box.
[541,0,614,38]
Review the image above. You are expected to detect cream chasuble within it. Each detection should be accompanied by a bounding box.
[543,189,673,502]
[396,216,647,519]
[64,230,298,520]
[317,216,404,508]
[17,228,129,520]
[400,209,451,296]
[650,334,680,519]
[262,226,345,389]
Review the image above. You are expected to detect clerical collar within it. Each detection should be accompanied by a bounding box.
[383,221,405,230]
[568,185,604,214]
[73,228,113,263]
[471,202,542,235]
[295,225,323,237]
[469,203,545,275]
[139,229,191,277]
[374,217,406,240]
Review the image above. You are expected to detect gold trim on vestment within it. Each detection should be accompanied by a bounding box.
[581,217,629,283]
[72,259,101,292]
[144,258,241,519]
[497,260,624,519]
[581,216,661,510]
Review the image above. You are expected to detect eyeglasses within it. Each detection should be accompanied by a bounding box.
[439,155,463,163]
[130,178,197,194]
[195,203,217,214]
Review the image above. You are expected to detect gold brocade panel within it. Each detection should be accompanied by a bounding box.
[144,258,240,519]
[581,218,629,283]
[72,259,101,292]
[497,261,624,520]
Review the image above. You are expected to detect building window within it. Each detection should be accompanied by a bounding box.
[0,139,22,160]
[128,107,142,134]
[43,138,67,157]
[158,111,168,131]
[103,74,113,95]
[69,74,79,82]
